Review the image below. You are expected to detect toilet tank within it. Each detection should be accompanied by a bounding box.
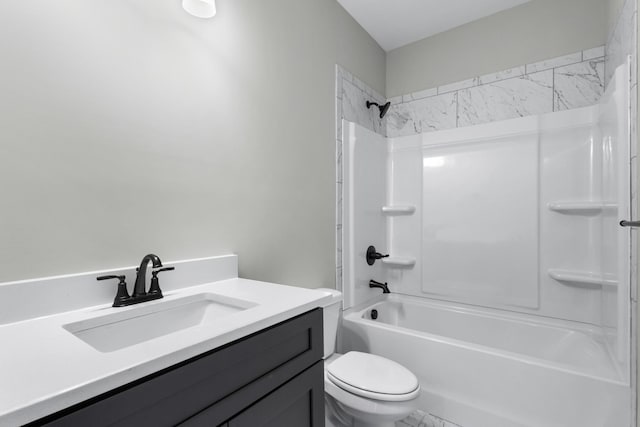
[315,288,342,359]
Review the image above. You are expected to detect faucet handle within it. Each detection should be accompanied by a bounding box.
[97,275,131,307]
[152,267,175,275]
[97,275,126,282]
[149,267,174,296]
[366,246,390,265]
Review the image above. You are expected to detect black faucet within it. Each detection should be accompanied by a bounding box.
[369,279,390,294]
[97,254,174,307]
[133,254,163,298]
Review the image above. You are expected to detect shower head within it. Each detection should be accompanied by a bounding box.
[366,101,391,119]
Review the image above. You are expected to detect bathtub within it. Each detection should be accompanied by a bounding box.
[340,294,631,427]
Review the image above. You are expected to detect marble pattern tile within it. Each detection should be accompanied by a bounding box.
[605,0,637,87]
[554,58,605,111]
[631,155,637,216]
[583,45,605,61]
[478,65,526,85]
[336,180,343,234]
[457,70,553,127]
[397,410,462,427]
[632,11,638,88]
[342,79,386,136]
[336,97,343,141]
[335,65,343,101]
[631,228,638,302]
[438,77,478,94]
[403,87,437,102]
[336,138,343,183]
[335,67,343,290]
[386,102,419,137]
[632,85,638,159]
[525,52,582,74]
[387,47,605,137]
[387,92,457,137]
[340,66,353,84]
[420,414,463,427]
[371,88,387,105]
[397,411,425,427]
[336,228,343,268]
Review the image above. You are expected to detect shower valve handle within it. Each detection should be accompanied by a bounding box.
[366,245,389,265]
[373,253,389,259]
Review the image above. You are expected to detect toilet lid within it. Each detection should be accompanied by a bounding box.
[327,352,419,401]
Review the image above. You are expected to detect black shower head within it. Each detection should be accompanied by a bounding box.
[366,101,392,119]
[379,101,391,118]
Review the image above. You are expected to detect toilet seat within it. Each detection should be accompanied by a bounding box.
[327,352,420,402]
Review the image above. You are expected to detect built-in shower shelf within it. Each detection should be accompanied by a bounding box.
[548,269,617,288]
[382,205,416,215]
[382,257,416,267]
[547,201,617,214]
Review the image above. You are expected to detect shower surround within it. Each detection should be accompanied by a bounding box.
[336,45,611,301]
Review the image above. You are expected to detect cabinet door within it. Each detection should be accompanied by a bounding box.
[229,361,324,427]
[183,361,324,427]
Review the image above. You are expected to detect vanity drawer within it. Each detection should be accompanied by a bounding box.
[183,360,324,427]
[31,308,323,427]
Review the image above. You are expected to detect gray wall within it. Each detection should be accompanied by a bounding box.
[608,0,627,30]
[0,0,385,286]
[386,0,607,97]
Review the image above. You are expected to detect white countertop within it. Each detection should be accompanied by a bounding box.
[0,278,330,426]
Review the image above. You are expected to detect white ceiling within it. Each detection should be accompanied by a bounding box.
[337,0,532,51]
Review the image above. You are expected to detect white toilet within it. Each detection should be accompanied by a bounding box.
[317,288,420,427]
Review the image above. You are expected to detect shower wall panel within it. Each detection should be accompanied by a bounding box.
[421,132,539,309]
[388,107,607,324]
[342,121,388,309]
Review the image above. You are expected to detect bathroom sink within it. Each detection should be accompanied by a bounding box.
[63,293,257,353]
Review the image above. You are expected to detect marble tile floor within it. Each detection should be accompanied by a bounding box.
[397,410,462,427]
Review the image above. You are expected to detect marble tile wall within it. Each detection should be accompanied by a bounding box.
[386,46,606,137]
[605,0,638,89]
[337,66,387,137]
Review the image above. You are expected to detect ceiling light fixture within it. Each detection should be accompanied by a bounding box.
[182,0,216,18]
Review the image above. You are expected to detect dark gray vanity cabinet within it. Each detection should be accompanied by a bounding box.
[30,309,324,427]
[193,361,323,427]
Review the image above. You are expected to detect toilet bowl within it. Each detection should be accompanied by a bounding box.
[316,288,420,427]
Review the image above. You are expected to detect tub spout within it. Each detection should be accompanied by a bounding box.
[369,279,390,294]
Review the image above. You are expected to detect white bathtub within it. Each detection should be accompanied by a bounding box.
[340,294,631,427]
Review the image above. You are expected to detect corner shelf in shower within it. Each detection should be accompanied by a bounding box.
[381,205,416,215]
[547,201,617,215]
[381,257,416,267]
[548,269,617,288]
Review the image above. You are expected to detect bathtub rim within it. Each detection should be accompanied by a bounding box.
[342,293,628,386]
